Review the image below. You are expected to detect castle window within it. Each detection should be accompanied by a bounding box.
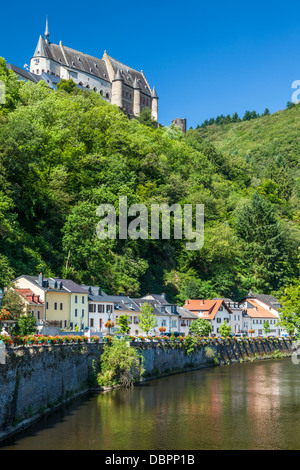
[100,89,103,95]
[36,69,39,74]
[93,87,97,92]
[86,84,90,89]
[79,82,83,86]
[106,93,109,99]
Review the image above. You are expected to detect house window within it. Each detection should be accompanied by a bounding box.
[64,321,67,328]
[162,320,167,326]
[89,304,94,313]
[90,318,94,327]
[75,296,78,304]
[75,309,78,317]
[99,319,102,329]
[107,305,113,313]
[98,304,104,313]
[46,302,48,310]
[60,303,63,310]
[37,311,40,320]
[217,318,221,323]
[82,309,85,317]
[54,302,57,310]
[171,320,177,328]
[82,296,85,304]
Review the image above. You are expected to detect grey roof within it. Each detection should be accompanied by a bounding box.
[52,278,88,294]
[14,275,69,293]
[81,285,141,312]
[32,36,110,83]
[177,306,198,319]
[245,293,281,309]
[133,297,180,317]
[106,54,151,95]
[6,63,43,83]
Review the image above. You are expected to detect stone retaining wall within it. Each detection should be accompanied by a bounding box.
[0,338,294,439]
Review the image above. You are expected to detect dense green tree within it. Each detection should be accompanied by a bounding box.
[189,318,212,336]
[138,302,157,334]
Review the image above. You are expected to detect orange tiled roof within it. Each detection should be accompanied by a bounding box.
[14,288,44,305]
[244,299,278,319]
[183,299,227,320]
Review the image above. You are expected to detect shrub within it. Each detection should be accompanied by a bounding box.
[97,339,144,388]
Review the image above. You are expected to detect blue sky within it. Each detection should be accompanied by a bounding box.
[1,0,300,128]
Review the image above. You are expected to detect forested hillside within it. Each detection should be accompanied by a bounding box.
[0,58,299,303]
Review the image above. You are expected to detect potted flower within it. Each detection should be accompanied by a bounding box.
[91,336,100,342]
[154,336,161,341]
[146,335,153,341]
[104,335,113,343]
[0,309,10,322]
[138,336,146,342]
[158,326,166,334]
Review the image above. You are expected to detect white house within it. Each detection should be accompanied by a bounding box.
[183,299,232,336]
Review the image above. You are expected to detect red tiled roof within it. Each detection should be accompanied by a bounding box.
[183,299,230,320]
[244,299,278,319]
[14,289,44,305]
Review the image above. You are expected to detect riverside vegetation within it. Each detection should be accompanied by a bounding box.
[0,58,300,317]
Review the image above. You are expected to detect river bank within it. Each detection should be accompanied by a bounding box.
[0,337,294,444]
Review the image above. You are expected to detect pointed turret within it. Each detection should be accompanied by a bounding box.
[45,16,49,43]
[113,68,123,82]
[151,86,158,98]
[33,35,49,58]
[151,86,158,122]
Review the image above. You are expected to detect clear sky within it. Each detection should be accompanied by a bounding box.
[1,0,299,128]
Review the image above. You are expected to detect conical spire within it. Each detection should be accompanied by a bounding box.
[33,35,49,58]
[45,16,49,42]
[113,68,124,82]
[151,86,158,98]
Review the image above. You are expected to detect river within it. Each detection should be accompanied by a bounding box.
[2,358,300,450]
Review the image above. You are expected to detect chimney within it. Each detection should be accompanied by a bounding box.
[38,273,43,287]
[32,294,35,303]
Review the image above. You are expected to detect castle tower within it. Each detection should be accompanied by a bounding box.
[133,77,141,117]
[151,86,158,122]
[111,68,123,109]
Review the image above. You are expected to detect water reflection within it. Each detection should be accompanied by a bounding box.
[2,358,300,450]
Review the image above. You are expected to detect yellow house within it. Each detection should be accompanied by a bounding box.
[14,274,88,330]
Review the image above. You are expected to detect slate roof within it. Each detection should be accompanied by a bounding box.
[32,36,110,83]
[246,293,281,310]
[176,306,198,319]
[106,54,151,95]
[6,63,43,83]
[51,278,88,294]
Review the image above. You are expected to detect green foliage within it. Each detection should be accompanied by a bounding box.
[219,321,232,337]
[57,79,77,94]
[279,275,300,334]
[138,302,157,334]
[189,318,212,337]
[12,314,37,336]
[263,321,271,335]
[2,288,24,320]
[0,58,299,303]
[97,339,145,388]
[116,314,131,335]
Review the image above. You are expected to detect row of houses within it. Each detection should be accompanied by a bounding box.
[10,274,286,337]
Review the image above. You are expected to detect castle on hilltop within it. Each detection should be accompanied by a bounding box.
[29,19,158,121]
